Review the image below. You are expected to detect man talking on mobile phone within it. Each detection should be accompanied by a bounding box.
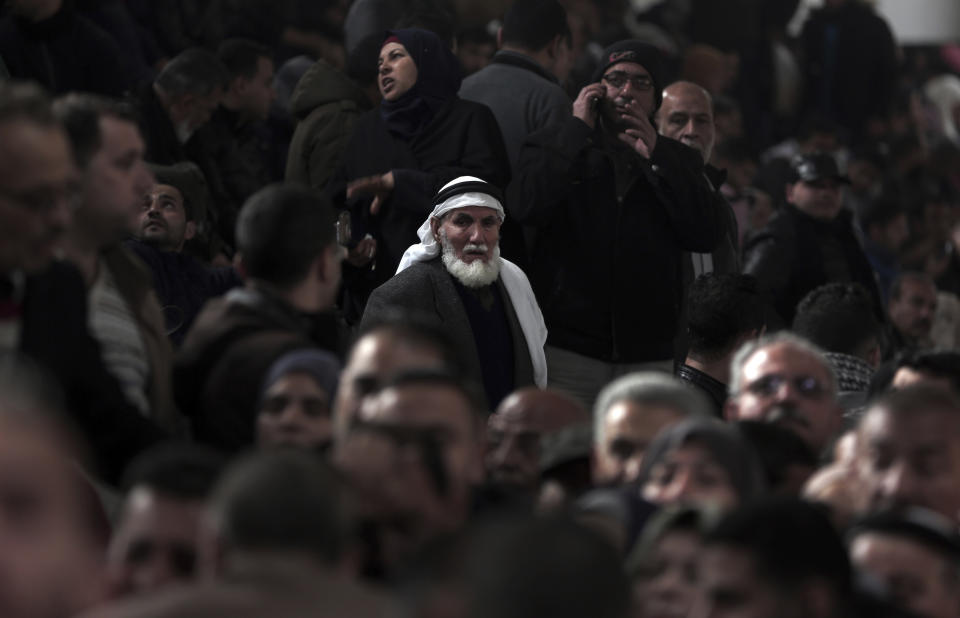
[507,40,726,413]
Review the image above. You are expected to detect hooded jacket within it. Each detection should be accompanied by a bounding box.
[285,60,373,190]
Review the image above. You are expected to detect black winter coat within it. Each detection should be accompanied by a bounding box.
[743,205,884,327]
[508,117,725,363]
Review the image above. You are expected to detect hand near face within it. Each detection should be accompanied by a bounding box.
[346,171,395,216]
[616,100,658,159]
[345,235,377,267]
[573,83,605,129]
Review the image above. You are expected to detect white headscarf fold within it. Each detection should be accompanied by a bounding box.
[396,177,548,387]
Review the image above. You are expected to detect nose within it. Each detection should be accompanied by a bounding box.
[468,223,483,243]
[683,118,698,137]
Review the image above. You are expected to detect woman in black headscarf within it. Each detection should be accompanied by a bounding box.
[330,28,511,322]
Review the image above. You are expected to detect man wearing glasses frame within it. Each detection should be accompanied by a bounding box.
[725,332,844,458]
[508,40,726,410]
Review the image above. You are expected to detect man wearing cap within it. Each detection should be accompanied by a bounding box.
[361,176,547,410]
[744,152,883,327]
[507,40,725,408]
[125,162,241,345]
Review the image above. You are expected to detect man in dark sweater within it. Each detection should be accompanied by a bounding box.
[744,152,883,328]
[175,183,343,453]
[126,162,241,345]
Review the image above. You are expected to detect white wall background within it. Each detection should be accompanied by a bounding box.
[790,0,960,43]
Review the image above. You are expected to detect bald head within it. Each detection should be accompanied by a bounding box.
[657,81,715,163]
[487,388,589,489]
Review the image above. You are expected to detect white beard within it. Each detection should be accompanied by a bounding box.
[439,230,500,288]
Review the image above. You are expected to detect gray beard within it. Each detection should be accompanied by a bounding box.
[439,231,500,288]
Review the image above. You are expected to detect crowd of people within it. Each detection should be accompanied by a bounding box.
[1,0,960,616]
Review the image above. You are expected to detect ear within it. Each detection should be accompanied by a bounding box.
[430,217,442,243]
[785,183,795,204]
[183,221,197,241]
[496,27,503,49]
[229,76,246,96]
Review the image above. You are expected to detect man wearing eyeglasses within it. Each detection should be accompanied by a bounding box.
[508,40,725,410]
[724,332,843,457]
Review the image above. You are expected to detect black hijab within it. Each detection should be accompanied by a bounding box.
[379,28,462,140]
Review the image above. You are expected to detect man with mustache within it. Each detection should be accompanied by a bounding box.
[887,272,938,355]
[725,332,843,458]
[744,152,883,327]
[361,175,547,410]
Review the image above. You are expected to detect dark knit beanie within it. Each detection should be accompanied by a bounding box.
[591,40,665,109]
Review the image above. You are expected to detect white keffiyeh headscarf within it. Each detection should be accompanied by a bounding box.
[397,176,548,387]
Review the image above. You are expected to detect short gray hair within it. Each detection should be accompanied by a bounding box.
[728,332,838,397]
[593,372,710,443]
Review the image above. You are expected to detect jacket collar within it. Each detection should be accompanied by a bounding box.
[490,50,558,84]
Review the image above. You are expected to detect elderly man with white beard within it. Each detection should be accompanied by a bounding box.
[361,176,547,410]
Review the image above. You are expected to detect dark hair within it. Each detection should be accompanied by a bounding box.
[0,81,57,128]
[894,351,960,394]
[859,196,905,233]
[236,183,336,287]
[687,273,763,361]
[867,384,960,418]
[355,310,468,378]
[792,282,881,357]
[209,450,351,564]
[464,516,632,618]
[849,508,960,571]
[53,93,139,170]
[346,32,384,85]
[395,0,457,50]
[736,421,817,492]
[120,442,225,500]
[501,0,571,51]
[155,47,230,98]
[217,38,272,81]
[148,161,207,222]
[705,498,853,598]
[889,271,935,302]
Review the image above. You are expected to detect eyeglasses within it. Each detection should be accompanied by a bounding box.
[602,71,654,91]
[743,373,827,399]
[0,183,81,215]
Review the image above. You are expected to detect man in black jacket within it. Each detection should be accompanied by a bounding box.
[174,183,343,453]
[744,152,883,328]
[508,40,725,408]
[0,82,164,483]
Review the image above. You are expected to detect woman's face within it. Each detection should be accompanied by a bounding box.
[378,42,418,101]
[641,443,739,510]
[634,530,701,618]
[257,372,333,451]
